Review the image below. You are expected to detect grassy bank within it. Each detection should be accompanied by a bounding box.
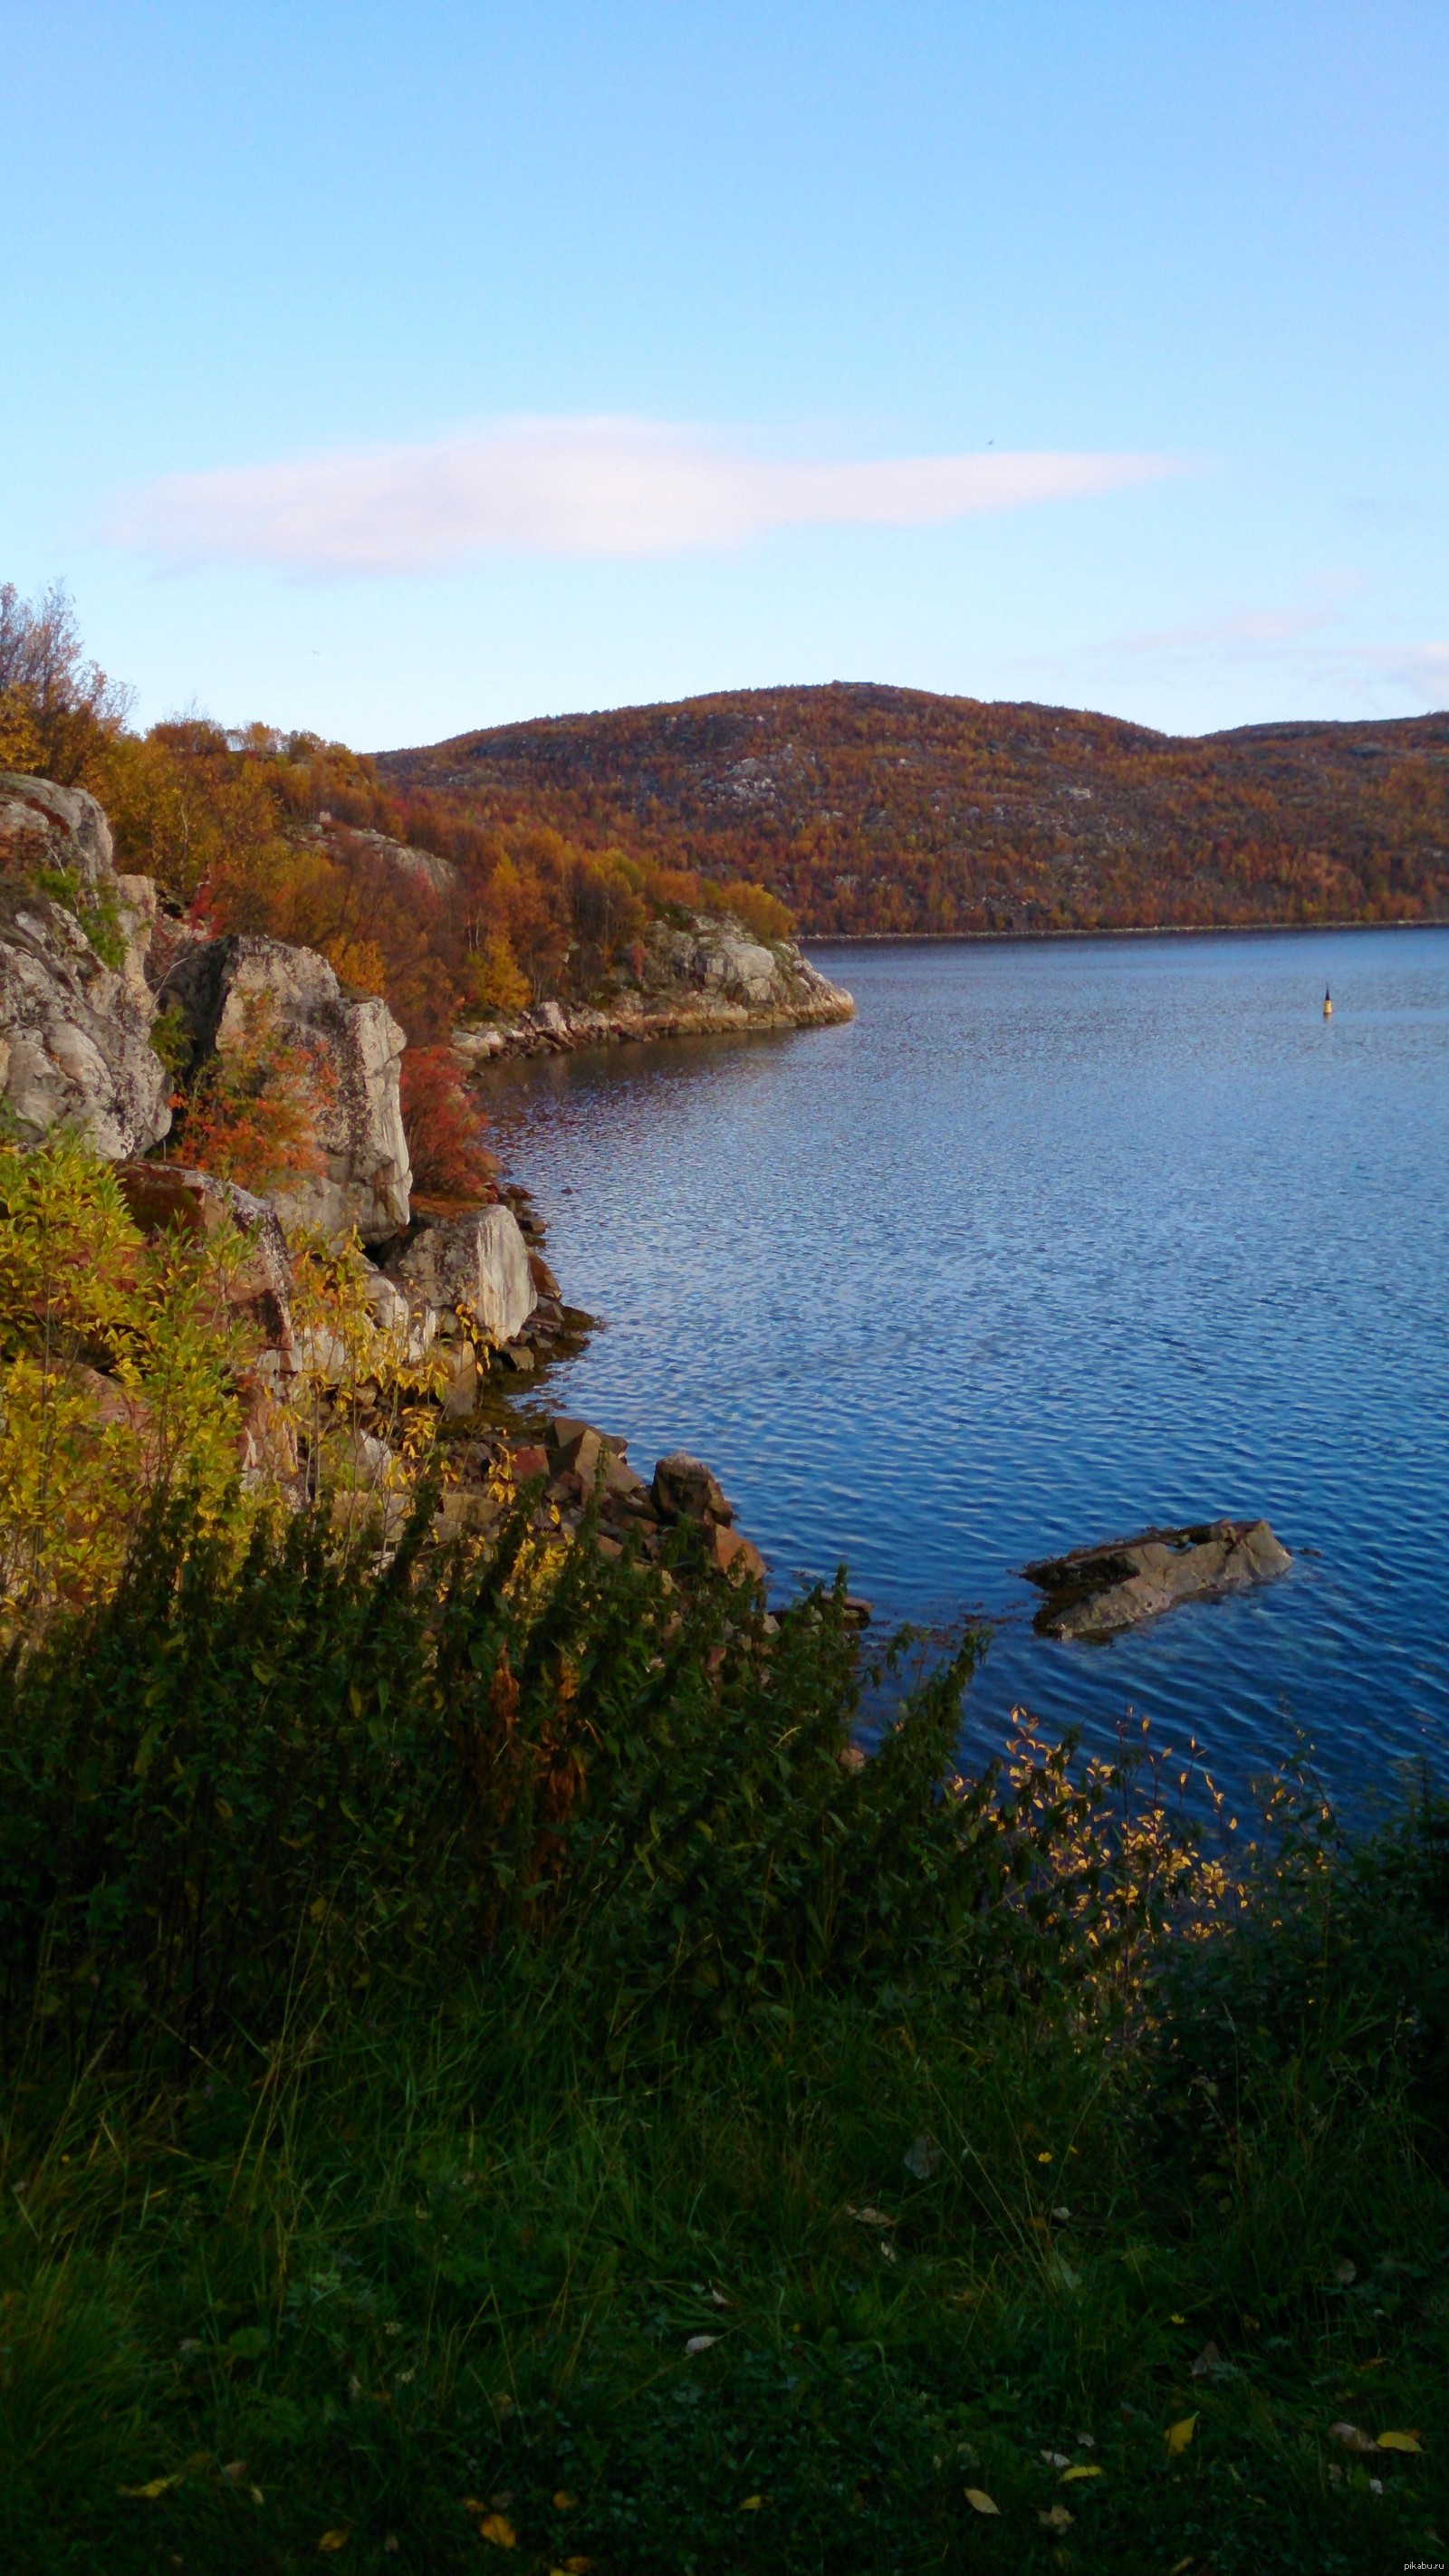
[1,1508,1445,2573]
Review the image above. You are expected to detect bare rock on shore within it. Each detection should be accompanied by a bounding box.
[1024,1518,1291,1641]
[0,774,171,1157]
[389,1202,537,1346]
[451,915,853,1065]
[158,933,411,1243]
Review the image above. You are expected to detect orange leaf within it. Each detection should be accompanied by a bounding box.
[318,2536,350,2555]
[478,2516,517,2548]
[552,2489,579,2509]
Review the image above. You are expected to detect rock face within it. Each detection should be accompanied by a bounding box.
[1024,1519,1292,1641]
[158,934,411,1243]
[389,1203,537,1346]
[113,1161,294,1349]
[0,773,172,1157]
[452,916,854,1065]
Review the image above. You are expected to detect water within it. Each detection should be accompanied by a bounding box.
[478,929,1449,1811]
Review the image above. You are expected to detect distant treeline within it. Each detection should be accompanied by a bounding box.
[380,680,1449,938]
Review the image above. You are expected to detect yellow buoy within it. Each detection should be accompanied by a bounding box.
[1322,988,1332,1018]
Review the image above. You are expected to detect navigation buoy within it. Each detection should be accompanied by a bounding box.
[1322,988,1332,1018]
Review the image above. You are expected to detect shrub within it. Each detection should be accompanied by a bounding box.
[400,1046,496,1199]
[0,1138,262,1633]
[165,998,331,1198]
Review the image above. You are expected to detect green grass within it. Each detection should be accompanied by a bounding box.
[1,1508,1445,2572]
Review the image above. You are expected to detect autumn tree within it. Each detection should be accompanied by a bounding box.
[0,582,134,788]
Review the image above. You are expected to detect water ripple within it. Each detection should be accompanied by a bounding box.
[478,928,1449,1813]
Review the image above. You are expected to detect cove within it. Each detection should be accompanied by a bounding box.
[477,925,1449,1814]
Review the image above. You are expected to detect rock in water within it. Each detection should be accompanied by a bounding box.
[1023,1518,1291,1641]
[159,933,411,1243]
[0,774,171,1156]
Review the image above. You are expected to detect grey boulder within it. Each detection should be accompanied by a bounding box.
[390,1203,537,1346]
[0,773,171,1156]
[1024,1518,1291,1641]
[159,933,411,1244]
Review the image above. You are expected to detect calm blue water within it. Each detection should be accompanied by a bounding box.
[479,930,1449,1811]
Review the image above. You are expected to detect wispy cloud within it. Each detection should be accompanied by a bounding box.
[110,416,1180,574]
[1014,578,1449,714]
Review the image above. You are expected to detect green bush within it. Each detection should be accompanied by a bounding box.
[0,1479,1185,2084]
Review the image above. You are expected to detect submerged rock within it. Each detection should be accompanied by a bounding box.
[1023,1518,1291,1641]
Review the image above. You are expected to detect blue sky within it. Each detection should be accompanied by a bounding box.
[6,1,1447,746]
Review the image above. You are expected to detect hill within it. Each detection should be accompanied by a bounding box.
[379,682,1449,937]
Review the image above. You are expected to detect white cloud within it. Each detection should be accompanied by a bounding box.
[110,416,1180,574]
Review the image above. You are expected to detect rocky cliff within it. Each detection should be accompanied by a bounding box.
[0,775,171,1157]
[159,933,413,1244]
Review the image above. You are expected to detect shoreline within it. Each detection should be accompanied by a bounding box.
[804,913,1449,947]
[452,961,854,1067]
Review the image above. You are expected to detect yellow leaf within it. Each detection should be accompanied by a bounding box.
[562,2560,594,2573]
[1376,2429,1421,2453]
[463,2499,490,2513]
[1061,2463,1103,2481]
[1165,2415,1197,2455]
[119,2473,185,2499]
[739,2494,764,2510]
[964,2486,1000,2514]
[552,2489,579,2509]
[479,2516,517,2548]
[318,2537,350,2555]
[1037,2150,1054,2163]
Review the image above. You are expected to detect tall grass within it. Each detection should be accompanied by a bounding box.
[1,1508,1445,2572]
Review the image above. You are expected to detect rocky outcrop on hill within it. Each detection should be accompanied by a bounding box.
[158,933,412,1243]
[1024,1518,1292,1640]
[0,774,171,1157]
[452,915,853,1065]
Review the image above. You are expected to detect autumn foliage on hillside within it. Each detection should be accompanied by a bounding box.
[381,681,1449,937]
[0,584,798,1053]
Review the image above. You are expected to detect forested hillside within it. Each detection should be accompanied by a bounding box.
[0,581,792,1050]
[379,682,1449,936]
